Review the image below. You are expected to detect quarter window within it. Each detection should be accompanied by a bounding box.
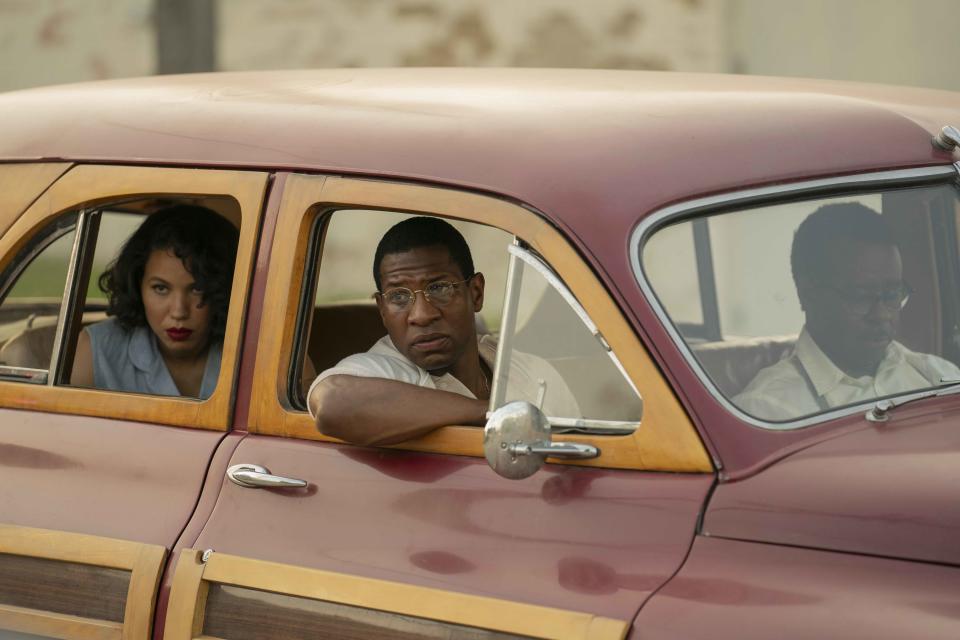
[0,214,78,380]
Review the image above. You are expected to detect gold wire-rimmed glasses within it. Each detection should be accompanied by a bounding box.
[375,277,473,311]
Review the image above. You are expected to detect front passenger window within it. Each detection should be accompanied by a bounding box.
[293,210,642,435]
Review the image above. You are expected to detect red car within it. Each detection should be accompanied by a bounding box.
[0,69,957,640]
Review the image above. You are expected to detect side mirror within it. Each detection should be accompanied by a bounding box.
[483,401,600,480]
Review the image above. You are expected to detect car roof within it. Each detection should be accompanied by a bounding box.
[1,67,958,239]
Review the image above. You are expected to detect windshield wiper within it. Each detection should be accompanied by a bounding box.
[865,377,960,423]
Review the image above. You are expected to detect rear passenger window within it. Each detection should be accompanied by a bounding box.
[0,198,238,399]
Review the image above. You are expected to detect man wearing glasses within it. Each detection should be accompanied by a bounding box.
[308,216,578,445]
[736,202,960,422]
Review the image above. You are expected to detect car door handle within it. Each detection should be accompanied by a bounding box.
[226,464,308,488]
[508,442,600,459]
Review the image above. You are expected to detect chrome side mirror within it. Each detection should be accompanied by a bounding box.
[484,401,600,480]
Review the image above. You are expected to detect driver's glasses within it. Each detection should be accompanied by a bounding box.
[377,278,471,311]
[828,282,913,314]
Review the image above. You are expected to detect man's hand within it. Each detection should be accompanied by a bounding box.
[310,375,488,446]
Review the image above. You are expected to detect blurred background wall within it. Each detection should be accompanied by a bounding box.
[1,0,959,93]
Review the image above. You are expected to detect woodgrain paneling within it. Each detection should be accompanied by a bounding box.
[203,584,533,640]
[0,525,166,640]
[166,549,628,640]
[0,553,128,622]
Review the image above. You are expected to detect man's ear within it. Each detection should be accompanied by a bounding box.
[469,273,485,312]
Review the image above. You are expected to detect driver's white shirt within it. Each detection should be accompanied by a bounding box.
[308,334,580,419]
[734,328,960,424]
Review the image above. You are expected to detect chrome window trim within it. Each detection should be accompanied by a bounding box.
[628,165,960,431]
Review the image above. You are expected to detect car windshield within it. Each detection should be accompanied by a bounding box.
[641,181,960,427]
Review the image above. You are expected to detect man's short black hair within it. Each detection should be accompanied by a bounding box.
[373,216,475,291]
[791,202,897,286]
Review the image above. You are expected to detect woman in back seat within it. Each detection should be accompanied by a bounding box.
[70,205,238,399]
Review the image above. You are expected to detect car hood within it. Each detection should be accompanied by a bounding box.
[703,398,960,566]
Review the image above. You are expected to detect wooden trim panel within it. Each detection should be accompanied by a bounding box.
[0,524,166,640]
[166,549,628,640]
[0,165,269,430]
[0,605,122,640]
[247,174,711,472]
[0,162,72,240]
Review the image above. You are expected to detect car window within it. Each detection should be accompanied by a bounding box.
[292,210,641,433]
[0,213,78,380]
[293,209,511,406]
[641,220,707,336]
[0,199,236,398]
[642,182,960,427]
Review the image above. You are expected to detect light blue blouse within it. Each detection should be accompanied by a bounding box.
[86,317,221,399]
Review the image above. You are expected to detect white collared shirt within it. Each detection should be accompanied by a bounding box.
[308,334,581,419]
[734,328,960,425]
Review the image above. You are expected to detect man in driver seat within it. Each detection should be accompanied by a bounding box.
[735,202,960,422]
[308,216,578,445]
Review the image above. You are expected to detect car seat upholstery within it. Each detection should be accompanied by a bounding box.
[307,302,387,374]
[691,335,797,398]
[0,312,107,370]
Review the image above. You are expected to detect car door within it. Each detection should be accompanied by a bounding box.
[634,166,960,638]
[0,164,268,640]
[161,174,714,640]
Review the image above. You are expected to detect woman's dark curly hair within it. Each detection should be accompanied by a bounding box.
[99,205,239,339]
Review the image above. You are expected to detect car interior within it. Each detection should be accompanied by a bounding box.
[644,184,960,416]
[293,209,644,423]
[0,196,241,385]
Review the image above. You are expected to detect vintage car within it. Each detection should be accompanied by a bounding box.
[0,68,958,640]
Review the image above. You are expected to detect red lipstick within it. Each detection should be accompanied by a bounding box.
[166,328,193,342]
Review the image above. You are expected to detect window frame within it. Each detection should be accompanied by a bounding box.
[0,164,269,431]
[247,173,711,473]
[630,164,960,431]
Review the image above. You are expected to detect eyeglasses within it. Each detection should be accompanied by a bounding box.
[376,278,472,311]
[822,282,913,314]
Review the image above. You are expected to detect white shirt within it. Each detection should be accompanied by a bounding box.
[308,334,580,419]
[734,328,960,425]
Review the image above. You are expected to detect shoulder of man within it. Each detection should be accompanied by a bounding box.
[316,336,426,386]
[733,357,811,422]
[735,356,801,397]
[896,341,960,381]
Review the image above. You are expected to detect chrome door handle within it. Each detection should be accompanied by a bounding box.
[227,464,307,488]
[508,442,599,459]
